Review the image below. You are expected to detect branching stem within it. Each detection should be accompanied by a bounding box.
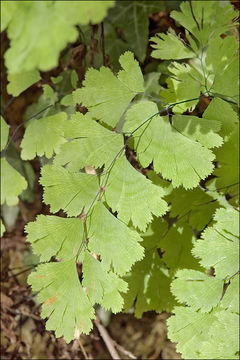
[76,96,201,256]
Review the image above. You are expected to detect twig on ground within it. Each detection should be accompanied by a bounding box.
[77,337,89,360]
[113,340,137,359]
[94,318,121,359]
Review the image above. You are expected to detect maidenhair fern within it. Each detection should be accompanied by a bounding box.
[73,51,145,127]
[1,1,239,359]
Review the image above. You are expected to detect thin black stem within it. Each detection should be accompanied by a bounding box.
[224,270,240,282]
[5,264,39,280]
[1,96,15,115]
[189,0,200,31]
[205,182,239,192]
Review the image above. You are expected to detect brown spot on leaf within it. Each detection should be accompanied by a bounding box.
[35,275,46,279]
[99,186,105,194]
[98,186,105,200]
[44,294,57,305]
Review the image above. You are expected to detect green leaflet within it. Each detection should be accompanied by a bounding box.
[23,94,57,121]
[82,252,128,313]
[168,206,239,360]
[206,35,239,101]
[138,72,162,101]
[4,142,35,203]
[4,1,114,74]
[104,156,168,231]
[118,52,145,92]
[204,181,233,210]
[211,57,239,102]
[70,70,78,90]
[42,84,57,106]
[170,1,237,46]
[169,197,238,360]
[60,94,75,107]
[124,101,219,189]
[1,1,18,31]
[124,249,176,317]
[192,207,239,278]
[54,113,123,171]
[167,307,219,359]
[147,170,173,197]
[7,70,41,96]
[1,116,9,151]
[1,116,34,205]
[200,310,239,359]
[172,114,223,149]
[87,202,144,276]
[205,35,238,77]
[166,186,219,231]
[220,276,239,314]
[1,158,27,206]
[25,215,83,262]
[151,31,195,60]
[123,218,177,317]
[203,97,238,138]
[214,206,239,238]
[5,1,77,74]
[161,62,204,112]
[28,259,95,343]
[159,222,201,272]
[73,51,144,127]
[170,269,223,312]
[213,125,239,205]
[168,306,239,359]
[21,112,67,160]
[40,165,99,216]
[54,1,114,26]
[157,5,238,111]
[102,22,132,69]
